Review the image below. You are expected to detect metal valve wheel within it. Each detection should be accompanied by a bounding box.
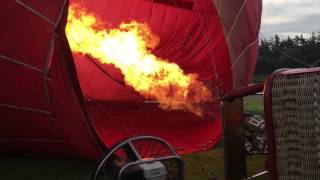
[91,136,184,180]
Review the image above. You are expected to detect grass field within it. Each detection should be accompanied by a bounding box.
[244,95,264,116]
[0,96,268,180]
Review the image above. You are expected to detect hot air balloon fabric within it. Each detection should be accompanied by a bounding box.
[0,0,262,159]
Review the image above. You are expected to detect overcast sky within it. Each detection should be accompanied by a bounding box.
[261,0,320,39]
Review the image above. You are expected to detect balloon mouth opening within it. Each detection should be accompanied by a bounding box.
[66,3,214,117]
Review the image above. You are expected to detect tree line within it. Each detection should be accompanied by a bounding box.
[255,32,320,74]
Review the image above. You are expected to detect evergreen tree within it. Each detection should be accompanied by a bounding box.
[259,38,271,57]
[269,34,282,59]
[317,32,320,46]
[255,31,320,75]
[274,34,280,47]
[285,36,294,48]
[300,35,306,47]
[294,35,300,46]
[309,32,316,46]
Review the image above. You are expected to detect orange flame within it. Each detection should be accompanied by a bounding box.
[66,4,212,116]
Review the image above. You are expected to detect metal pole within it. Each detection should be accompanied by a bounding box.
[222,98,247,180]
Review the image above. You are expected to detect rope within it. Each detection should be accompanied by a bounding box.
[91,99,134,134]
[231,36,259,70]
[226,0,248,41]
[14,0,55,26]
[0,103,50,114]
[66,34,126,86]
[0,54,42,72]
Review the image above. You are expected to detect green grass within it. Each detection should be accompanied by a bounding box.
[183,148,225,180]
[0,96,268,180]
[244,95,264,116]
[183,149,268,180]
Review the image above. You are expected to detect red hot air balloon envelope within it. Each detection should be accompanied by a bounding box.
[0,0,262,160]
